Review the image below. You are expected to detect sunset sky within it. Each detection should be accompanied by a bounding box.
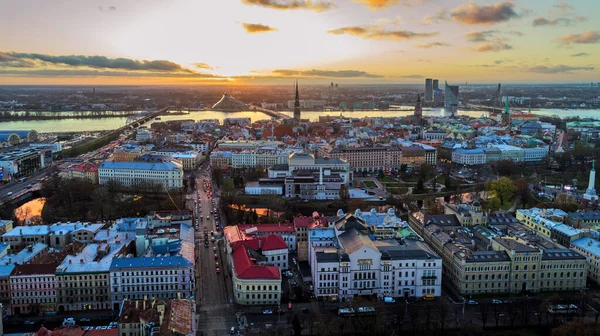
[0,0,599,85]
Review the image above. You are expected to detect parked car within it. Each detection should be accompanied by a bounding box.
[230,327,236,334]
[468,300,478,305]
[491,299,502,304]
[423,294,435,301]
[80,318,91,322]
[216,267,220,273]
[25,321,35,325]
[263,310,273,315]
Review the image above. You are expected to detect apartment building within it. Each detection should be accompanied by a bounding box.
[516,208,568,238]
[0,243,48,306]
[9,263,58,315]
[571,237,600,285]
[109,256,194,306]
[318,145,402,173]
[209,151,232,169]
[566,211,600,229]
[1,222,103,252]
[408,210,587,296]
[98,160,183,189]
[55,237,131,312]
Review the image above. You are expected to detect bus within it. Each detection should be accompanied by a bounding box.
[548,304,578,315]
[338,308,355,317]
[357,307,376,315]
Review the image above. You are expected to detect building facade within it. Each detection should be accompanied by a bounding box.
[98,161,183,189]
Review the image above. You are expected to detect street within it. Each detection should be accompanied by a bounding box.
[193,164,236,335]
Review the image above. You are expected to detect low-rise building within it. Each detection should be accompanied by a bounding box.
[117,298,195,336]
[98,160,183,189]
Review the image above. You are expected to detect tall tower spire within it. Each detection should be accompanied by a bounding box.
[293,80,301,122]
[584,160,598,201]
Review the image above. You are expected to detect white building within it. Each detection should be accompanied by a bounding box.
[309,217,442,301]
[496,144,524,162]
[136,128,153,142]
[109,256,194,306]
[452,148,486,166]
[522,146,549,163]
[30,142,63,153]
[98,161,183,189]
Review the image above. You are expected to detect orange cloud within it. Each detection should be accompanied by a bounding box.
[327,26,437,40]
[556,31,600,45]
[451,1,518,25]
[474,42,513,52]
[241,23,278,33]
[414,42,449,48]
[241,0,335,12]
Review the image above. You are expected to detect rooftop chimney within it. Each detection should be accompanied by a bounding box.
[80,259,84,263]
[69,259,72,264]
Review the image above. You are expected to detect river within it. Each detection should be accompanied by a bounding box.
[0,107,598,133]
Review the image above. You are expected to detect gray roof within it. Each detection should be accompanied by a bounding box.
[316,251,340,263]
[99,160,182,171]
[338,228,377,255]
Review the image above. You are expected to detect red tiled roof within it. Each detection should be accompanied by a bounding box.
[293,216,313,228]
[294,216,327,229]
[231,235,287,252]
[84,330,118,336]
[238,223,295,234]
[232,244,280,280]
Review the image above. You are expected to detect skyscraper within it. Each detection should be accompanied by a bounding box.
[294,80,301,122]
[425,78,433,102]
[444,81,459,116]
[433,79,439,91]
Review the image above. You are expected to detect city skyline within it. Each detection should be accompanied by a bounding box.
[0,0,599,85]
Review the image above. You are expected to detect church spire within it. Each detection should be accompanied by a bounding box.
[293,80,301,122]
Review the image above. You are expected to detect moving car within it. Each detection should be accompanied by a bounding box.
[216,267,220,273]
[214,253,218,259]
[80,318,91,322]
[423,294,435,301]
[263,309,273,315]
[25,321,35,325]
[384,297,396,303]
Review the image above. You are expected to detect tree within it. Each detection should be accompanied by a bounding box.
[479,302,490,328]
[496,159,518,176]
[292,314,303,336]
[551,321,600,336]
[414,178,425,194]
[489,176,517,205]
[339,184,350,201]
[419,163,434,182]
[515,179,530,207]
